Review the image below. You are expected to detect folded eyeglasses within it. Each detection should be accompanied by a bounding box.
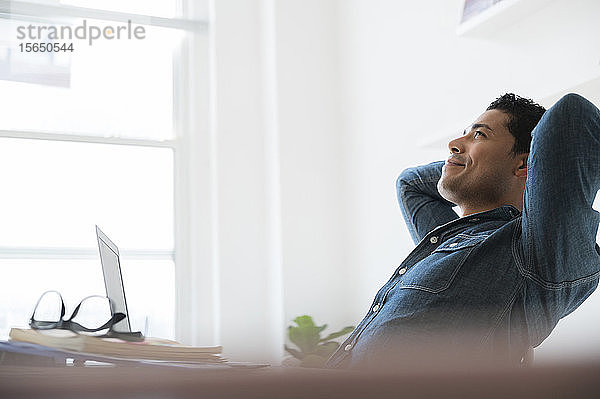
[29,290,125,334]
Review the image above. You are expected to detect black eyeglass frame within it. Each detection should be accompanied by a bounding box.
[29,290,126,334]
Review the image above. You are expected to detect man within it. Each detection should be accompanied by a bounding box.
[327,93,600,369]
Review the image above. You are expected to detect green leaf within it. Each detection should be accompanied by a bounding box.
[289,327,320,353]
[293,315,315,328]
[318,326,354,342]
[287,316,354,356]
[284,345,305,360]
[288,316,321,353]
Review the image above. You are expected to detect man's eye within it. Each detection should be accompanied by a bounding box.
[474,131,486,138]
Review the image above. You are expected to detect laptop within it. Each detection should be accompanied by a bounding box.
[95,226,268,367]
[95,226,143,341]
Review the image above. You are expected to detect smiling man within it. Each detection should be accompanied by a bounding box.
[327,93,600,369]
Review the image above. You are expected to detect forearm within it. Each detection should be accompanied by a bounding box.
[396,161,457,244]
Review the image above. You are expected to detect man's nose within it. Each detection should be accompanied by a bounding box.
[448,136,465,154]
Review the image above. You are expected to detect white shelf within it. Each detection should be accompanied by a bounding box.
[417,73,600,150]
[416,123,465,150]
[456,0,556,36]
[540,74,600,109]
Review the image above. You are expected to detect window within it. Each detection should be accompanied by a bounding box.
[0,0,207,340]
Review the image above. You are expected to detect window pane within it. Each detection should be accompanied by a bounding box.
[0,138,174,249]
[0,258,174,340]
[61,0,178,19]
[0,17,182,140]
[119,259,175,339]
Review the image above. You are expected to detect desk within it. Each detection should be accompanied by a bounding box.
[1,360,599,399]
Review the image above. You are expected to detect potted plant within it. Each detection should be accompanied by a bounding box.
[284,315,354,368]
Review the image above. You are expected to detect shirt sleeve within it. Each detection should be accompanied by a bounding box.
[396,161,458,244]
[521,94,600,319]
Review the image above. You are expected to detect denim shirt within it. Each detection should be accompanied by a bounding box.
[327,94,600,368]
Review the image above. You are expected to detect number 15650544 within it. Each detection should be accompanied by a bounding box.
[19,42,74,52]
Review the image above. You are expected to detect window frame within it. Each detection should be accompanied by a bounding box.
[0,0,211,344]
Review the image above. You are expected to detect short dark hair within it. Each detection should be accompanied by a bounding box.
[486,93,546,155]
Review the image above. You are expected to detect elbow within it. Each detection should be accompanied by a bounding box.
[396,167,421,213]
[396,167,420,194]
[396,161,445,193]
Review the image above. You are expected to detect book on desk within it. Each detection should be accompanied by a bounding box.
[8,328,224,363]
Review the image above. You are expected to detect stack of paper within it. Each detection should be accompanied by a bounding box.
[9,328,223,363]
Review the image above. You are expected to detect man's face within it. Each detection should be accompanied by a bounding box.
[438,109,524,211]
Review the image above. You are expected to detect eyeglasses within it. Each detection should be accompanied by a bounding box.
[29,290,125,334]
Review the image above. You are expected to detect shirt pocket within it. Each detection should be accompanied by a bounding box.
[398,234,486,293]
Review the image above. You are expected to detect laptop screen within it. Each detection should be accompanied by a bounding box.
[96,226,131,333]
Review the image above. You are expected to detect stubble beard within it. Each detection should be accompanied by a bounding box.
[438,169,508,212]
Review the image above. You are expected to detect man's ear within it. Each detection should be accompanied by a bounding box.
[514,153,528,178]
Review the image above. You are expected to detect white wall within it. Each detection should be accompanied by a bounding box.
[209,0,284,362]
[274,0,352,336]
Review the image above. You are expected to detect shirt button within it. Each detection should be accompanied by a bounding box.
[372,303,380,312]
[398,267,407,275]
[344,344,352,351]
[430,236,438,244]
